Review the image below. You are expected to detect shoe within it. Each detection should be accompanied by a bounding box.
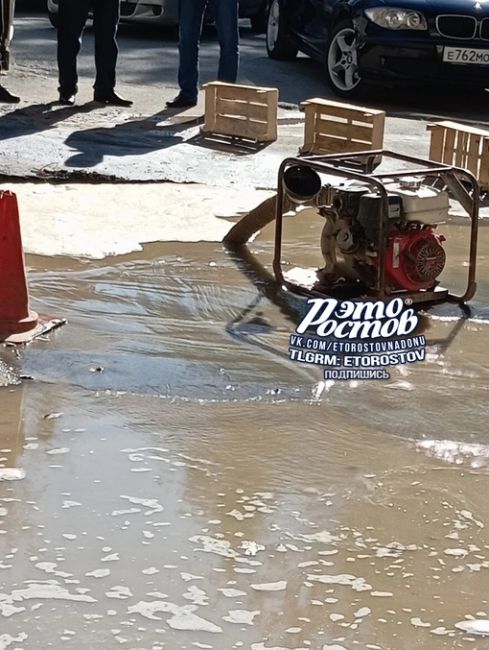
[0,84,20,104]
[93,91,133,107]
[166,93,197,109]
[58,94,76,106]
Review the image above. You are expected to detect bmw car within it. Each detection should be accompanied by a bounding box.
[47,0,269,32]
[266,0,489,98]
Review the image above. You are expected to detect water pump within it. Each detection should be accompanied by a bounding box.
[273,151,479,305]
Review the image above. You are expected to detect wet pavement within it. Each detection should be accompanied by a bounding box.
[1,208,488,648]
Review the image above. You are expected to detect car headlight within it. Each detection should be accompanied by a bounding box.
[364,7,427,30]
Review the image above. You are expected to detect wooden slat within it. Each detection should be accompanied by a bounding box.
[371,112,385,150]
[313,134,370,154]
[204,84,217,133]
[431,120,489,138]
[443,129,456,165]
[315,116,374,141]
[207,83,276,103]
[479,139,489,189]
[302,105,317,152]
[454,130,466,167]
[215,97,269,122]
[467,134,482,176]
[203,80,277,95]
[428,125,445,162]
[301,97,385,116]
[208,115,268,139]
[265,91,278,142]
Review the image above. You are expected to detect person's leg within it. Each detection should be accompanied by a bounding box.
[93,0,119,94]
[92,0,131,105]
[57,0,90,98]
[177,0,207,100]
[0,0,20,102]
[214,0,239,84]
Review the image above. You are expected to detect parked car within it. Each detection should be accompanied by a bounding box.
[266,0,489,98]
[47,0,269,33]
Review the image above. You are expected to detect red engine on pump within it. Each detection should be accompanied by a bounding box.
[320,177,449,295]
[385,228,446,291]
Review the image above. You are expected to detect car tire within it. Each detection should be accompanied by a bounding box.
[48,10,58,28]
[266,0,297,61]
[325,20,365,99]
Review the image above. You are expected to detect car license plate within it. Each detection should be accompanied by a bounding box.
[443,46,489,65]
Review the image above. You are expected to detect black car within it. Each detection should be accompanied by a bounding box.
[266,0,489,97]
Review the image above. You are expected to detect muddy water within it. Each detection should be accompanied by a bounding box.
[0,213,489,649]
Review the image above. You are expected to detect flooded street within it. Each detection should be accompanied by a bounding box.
[1,213,489,649]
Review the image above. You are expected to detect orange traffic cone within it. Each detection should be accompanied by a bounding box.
[0,190,65,344]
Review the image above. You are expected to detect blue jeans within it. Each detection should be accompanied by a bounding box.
[178,0,239,100]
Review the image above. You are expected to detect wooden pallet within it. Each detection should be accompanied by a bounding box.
[300,98,385,156]
[202,82,278,143]
[427,120,489,191]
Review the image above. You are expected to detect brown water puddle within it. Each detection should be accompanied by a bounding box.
[0,210,488,649]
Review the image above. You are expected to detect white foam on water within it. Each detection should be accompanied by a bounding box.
[128,600,222,633]
[307,574,372,592]
[444,548,468,557]
[189,535,237,558]
[0,508,7,517]
[62,500,81,509]
[46,448,70,455]
[120,495,164,514]
[218,588,247,598]
[431,627,449,635]
[0,632,28,649]
[35,562,72,579]
[183,585,208,606]
[322,645,348,650]
[239,541,265,556]
[142,567,159,575]
[455,619,489,636]
[111,508,141,516]
[0,468,25,481]
[106,586,133,599]
[101,553,120,562]
[181,572,204,582]
[299,531,338,544]
[416,440,489,468]
[223,609,260,625]
[460,510,484,528]
[371,591,393,597]
[2,582,97,606]
[251,645,308,650]
[410,617,431,628]
[354,607,371,618]
[251,581,287,592]
[86,569,111,578]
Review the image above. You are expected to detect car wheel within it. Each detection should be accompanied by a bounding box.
[325,21,365,99]
[48,11,58,28]
[266,0,297,61]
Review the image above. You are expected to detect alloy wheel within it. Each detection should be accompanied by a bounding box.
[327,27,361,92]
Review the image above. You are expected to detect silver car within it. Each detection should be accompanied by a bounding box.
[47,0,268,32]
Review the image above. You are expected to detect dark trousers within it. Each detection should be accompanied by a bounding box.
[0,0,16,72]
[57,0,120,95]
[178,0,239,100]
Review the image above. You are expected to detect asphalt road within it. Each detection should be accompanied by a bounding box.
[8,4,489,125]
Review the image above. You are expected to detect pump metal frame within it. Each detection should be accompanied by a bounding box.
[273,150,479,304]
